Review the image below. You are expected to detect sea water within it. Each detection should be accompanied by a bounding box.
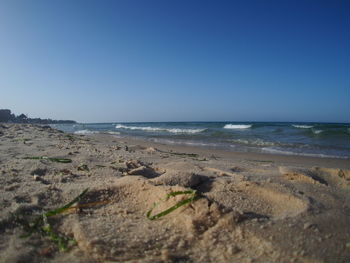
[51,122,350,159]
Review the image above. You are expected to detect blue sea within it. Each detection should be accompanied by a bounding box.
[51,122,350,159]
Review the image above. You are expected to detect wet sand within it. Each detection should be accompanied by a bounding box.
[1,124,350,263]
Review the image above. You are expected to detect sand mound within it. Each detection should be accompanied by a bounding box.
[279,167,328,186]
[244,183,309,219]
[312,167,350,188]
[150,161,209,187]
[198,178,308,221]
[66,176,284,262]
[66,176,222,260]
[280,166,350,189]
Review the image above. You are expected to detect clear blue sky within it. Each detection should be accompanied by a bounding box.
[0,0,349,123]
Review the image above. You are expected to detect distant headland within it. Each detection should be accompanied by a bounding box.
[0,109,76,124]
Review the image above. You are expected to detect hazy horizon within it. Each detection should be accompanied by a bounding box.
[1,0,349,123]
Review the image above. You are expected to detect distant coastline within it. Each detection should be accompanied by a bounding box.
[0,109,76,124]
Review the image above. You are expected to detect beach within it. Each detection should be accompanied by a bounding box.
[1,123,350,262]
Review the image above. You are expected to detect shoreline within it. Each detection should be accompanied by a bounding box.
[95,133,350,170]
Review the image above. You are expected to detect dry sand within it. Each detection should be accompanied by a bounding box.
[0,124,350,263]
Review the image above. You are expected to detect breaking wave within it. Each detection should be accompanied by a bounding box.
[261,147,348,159]
[115,124,205,134]
[106,131,120,135]
[224,124,252,129]
[312,130,323,134]
[74,129,99,135]
[231,138,276,147]
[292,125,313,129]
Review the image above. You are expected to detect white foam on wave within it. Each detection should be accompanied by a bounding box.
[167,128,206,134]
[150,138,223,148]
[313,130,323,134]
[74,129,99,135]
[115,124,205,134]
[292,125,313,129]
[224,124,252,129]
[231,138,275,147]
[261,147,348,159]
[106,131,120,135]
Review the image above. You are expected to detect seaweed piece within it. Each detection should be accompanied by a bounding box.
[77,164,89,171]
[66,134,75,140]
[41,222,76,252]
[23,156,72,163]
[147,190,199,220]
[194,158,207,161]
[44,188,89,217]
[66,200,110,212]
[157,150,199,158]
[250,159,274,163]
[15,188,88,251]
[56,169,71,176]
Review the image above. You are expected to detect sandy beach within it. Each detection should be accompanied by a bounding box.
[1,123,350,263]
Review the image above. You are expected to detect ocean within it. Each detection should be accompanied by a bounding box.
[51,122,350,159]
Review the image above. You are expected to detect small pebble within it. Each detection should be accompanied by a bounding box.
[303,222,312,230]
[161,249,171,261]
[227,245,241,255]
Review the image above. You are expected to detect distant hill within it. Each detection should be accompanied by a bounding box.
[0,109,76,124]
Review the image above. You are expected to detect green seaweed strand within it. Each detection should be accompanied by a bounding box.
[41,220,76,252]
[44,188,89,217]
[147,190,198,220]
[16,188,88,252]
[23,156,72,163]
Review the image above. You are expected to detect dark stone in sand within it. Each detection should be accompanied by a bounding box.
[30,168,47,176]
[152,172,209,187]
[127,166,159,178]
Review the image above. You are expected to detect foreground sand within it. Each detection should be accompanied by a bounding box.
[1,124,350,263]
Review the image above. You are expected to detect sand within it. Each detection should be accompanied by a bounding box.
[0,123,350,263]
